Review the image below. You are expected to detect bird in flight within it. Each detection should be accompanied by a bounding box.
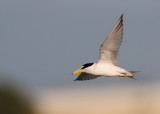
[72,14,141,81]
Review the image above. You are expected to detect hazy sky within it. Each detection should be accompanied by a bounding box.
[0,0,160,89]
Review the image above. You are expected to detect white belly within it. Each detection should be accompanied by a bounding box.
[84,63,130,76]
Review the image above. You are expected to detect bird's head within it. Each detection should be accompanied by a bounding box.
[72,63,94,75]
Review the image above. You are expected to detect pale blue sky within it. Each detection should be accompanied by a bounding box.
[0,0,160,89]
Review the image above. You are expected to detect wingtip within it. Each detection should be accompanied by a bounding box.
[120,14,123,18]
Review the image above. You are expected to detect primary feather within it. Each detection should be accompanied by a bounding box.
[74,72,100,81]
[99,14,123,65]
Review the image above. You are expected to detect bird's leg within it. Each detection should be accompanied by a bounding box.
[121,72,126,75]
[119,72,127,77]
[119,72,136,79]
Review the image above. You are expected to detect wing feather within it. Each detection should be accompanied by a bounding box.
[99,14,123,65]
[74,72,100,81]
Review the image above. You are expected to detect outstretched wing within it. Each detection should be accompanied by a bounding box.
[74,72,100,81]
[99,14,123,65]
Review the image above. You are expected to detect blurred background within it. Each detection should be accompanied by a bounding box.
[0,0,160,114]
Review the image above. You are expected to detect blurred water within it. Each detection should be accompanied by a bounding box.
[33,82,160,114]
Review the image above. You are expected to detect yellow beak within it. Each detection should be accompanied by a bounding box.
[72,68,83,75]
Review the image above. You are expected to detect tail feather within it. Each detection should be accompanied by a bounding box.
[128,71,144,74]
[121,71,144,80]
[126,71,144,80]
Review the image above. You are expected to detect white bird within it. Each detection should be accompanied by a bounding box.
[72,14,141,81]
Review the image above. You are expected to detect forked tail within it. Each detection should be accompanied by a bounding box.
[128,71,144,74]
[127,71,144,79]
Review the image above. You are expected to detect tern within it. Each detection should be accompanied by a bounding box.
[72,14,141,81]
